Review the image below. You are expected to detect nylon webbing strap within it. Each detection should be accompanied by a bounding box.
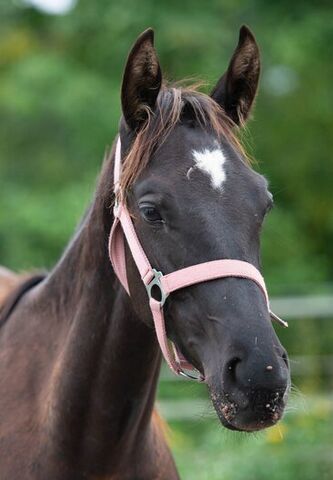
[108,138,288,381]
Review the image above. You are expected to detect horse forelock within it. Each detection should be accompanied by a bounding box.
[117,83,250,200]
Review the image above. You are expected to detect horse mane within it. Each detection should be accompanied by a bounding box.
[0,271,46,328]
[119,83,249,198]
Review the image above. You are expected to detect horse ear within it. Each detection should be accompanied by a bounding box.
[121,28,162,131]
[211,26,260,125]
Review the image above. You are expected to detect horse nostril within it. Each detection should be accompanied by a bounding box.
[281,351,289,369]
[225,357,241,382]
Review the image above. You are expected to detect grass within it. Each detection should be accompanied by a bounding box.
[158,379,333,480]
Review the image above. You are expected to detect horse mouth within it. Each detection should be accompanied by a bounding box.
[210,389,287,432]
[219,408,284,432]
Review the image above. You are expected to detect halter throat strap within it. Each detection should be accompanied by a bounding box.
[108,138,287,381]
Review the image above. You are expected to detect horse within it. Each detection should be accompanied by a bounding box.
[0,26,290,479]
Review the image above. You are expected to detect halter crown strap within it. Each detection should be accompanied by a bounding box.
[108,138,288,381]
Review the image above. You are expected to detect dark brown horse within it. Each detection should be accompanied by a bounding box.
[0,27,290,479]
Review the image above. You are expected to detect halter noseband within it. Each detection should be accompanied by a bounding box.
[108,138,287,382]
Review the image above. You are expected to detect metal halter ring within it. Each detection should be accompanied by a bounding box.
[179,369,205,382]
[145,269,169,306]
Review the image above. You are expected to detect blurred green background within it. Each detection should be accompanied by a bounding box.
[0,1,332,479]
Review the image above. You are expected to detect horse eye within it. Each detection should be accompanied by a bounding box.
[139,204,164,224]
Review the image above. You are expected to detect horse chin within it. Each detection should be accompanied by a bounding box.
[218,411,283,432]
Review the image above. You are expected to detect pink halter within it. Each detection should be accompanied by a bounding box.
[108,138,287,381]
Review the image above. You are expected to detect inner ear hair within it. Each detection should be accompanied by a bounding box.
[211,25,260,126]
[121,29,162,131]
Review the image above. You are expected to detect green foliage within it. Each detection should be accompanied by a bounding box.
[1,0,333,292]
[1,3,332,477]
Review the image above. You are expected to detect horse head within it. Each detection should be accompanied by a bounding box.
[116,27,290,432]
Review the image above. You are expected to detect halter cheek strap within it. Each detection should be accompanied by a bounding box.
[108,138,288,381]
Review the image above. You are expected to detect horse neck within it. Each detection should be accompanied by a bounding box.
[39,146,162,469]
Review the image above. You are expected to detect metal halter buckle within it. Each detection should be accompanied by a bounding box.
[145,269,169,306]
